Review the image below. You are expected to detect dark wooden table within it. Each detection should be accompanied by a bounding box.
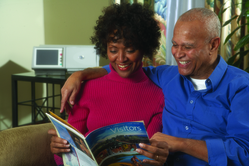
[11,72,69,127]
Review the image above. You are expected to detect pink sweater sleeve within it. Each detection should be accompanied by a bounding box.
[146,95,164,138]
[67,104,89,135]
[67,86,89,135]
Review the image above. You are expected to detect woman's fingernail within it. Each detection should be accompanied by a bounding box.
[143,159,148,163]
[139,143,145,148]
[136,149,141,153]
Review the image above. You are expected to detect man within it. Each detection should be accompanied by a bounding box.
[60,8,249,165]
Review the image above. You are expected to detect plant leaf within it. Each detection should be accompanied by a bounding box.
[240,50,249,57]
[218,2,228,15]
[237,7,249,24]
[245,66,249,73]
[224,22,249,44]
[222,15,238,27]
[233,55,244,67]
[227,52,239,65]
[218,3,229,21]
[227,50,249,66]
[234,34,249,51]
[224,27,240,44]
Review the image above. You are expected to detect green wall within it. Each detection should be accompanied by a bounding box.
[43,0,110,66]
[0,0,110,130]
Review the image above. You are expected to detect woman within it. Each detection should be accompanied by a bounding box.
[48,3,165,166]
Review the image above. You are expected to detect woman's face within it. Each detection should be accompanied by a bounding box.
[107,39,143,78]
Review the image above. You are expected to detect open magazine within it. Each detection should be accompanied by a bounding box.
[46,112,153,166]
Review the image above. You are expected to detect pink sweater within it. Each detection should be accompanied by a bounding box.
[68,64,164,138]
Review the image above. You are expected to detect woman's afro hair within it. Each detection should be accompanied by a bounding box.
[90,3,161,60]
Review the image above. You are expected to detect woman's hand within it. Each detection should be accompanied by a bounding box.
[136,133,169,166]
[48,129,71,155]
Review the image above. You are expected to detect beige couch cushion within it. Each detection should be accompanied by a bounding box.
[0,123,56,166]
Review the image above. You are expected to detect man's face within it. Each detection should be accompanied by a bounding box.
[171,20,215,79]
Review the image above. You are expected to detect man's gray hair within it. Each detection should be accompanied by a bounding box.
[178,8,221,42]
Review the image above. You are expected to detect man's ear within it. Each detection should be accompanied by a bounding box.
[209,37,220,52]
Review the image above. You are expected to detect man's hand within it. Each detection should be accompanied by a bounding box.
[141,132,209,163]
[60,71,82,113]
[60,71,83,113]
[151,132,182,152]
[136,135,169,166]
[48,129,71,155]
[60,68,108,113]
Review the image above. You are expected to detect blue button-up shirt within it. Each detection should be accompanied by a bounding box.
[103,56,249,165]
[143,56,249,166]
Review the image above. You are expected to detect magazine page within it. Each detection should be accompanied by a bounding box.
[46,113,97,166]
[85,121,153,166]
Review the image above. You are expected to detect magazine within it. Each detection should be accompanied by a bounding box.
[46,112,153,166]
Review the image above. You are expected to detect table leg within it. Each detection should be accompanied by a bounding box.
[31,81,35,124]
[12,76,18,127]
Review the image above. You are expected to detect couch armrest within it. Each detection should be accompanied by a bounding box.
[0,123,56,166]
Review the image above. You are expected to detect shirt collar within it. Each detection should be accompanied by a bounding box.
[181,55,228,92]
[208,55,228,91]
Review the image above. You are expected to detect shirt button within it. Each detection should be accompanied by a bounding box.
[185,126,189,130]
[190,100,193,104]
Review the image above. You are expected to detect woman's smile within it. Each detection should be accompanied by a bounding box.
[117,63,132,71]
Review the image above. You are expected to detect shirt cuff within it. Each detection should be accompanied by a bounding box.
[102,65,111,73]
[206,138,227,165]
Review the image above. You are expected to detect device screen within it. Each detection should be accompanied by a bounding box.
[36,50,58,65]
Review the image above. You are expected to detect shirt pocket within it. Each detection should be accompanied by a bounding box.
[201,105,229,133]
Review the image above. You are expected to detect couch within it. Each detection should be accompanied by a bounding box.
[0,123,57,166]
